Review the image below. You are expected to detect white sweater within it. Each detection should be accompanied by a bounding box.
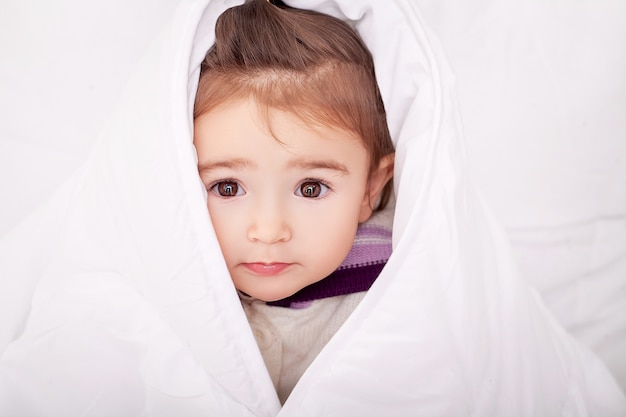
[241,292,366,404]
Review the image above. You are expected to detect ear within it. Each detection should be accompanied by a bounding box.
[358,153,395,223]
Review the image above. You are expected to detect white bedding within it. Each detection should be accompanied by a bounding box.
[1,0,625,415]
[416,0,626,390]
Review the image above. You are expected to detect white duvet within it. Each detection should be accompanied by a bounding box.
[1,0,625,415]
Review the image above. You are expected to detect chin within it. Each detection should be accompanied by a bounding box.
[241,285,301,303]
[251,291,294,303]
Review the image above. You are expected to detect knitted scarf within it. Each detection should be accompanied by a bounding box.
[268,205,393,308]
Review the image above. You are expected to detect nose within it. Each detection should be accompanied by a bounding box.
[247,199,292,244]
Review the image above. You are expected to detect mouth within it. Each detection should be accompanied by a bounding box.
[241,262,294,276]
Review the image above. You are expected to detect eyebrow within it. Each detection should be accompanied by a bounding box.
[197,157,350,176]
[198,158,256,174]
[288,158,350,175]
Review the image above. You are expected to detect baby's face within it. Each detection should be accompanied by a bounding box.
[194,98,372,302]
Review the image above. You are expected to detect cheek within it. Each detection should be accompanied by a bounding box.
[307,216,358,269]
[206,202,241,258]
[296,198,361,260]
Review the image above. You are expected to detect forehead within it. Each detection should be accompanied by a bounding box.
[193,99,367,165]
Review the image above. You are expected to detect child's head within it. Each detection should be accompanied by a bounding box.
[193,0,394,302]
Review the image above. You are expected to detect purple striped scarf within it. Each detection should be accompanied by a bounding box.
[267,224,392,308]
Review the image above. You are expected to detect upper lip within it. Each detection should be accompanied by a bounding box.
[242,261,292,265]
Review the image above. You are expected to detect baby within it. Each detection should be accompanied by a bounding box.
[193,0,394,402]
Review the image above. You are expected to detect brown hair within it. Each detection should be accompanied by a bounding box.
[194,0,394,208]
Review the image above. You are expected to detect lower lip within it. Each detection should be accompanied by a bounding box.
[243,263,293,276]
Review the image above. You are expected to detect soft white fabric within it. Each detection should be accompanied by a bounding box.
[415,0,626,391]
[1,1,625,416]
[0,0,180,236]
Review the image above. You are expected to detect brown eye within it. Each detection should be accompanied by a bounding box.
[212,181,243,197]
[297,181,329,198]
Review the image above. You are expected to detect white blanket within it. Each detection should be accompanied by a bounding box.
[416,0,626,391]
[1,0,624,415]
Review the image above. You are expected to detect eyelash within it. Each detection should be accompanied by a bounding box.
[295,179,332,199]
[208,179,245,198]
[207,178,333,199]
